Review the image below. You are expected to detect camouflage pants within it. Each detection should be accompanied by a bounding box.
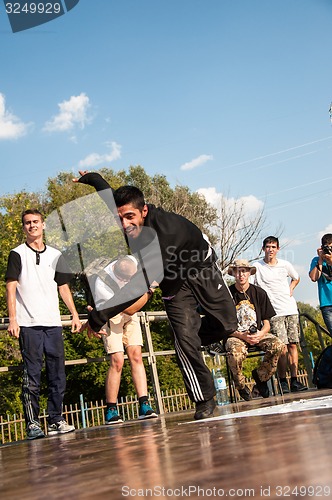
[225,334,285,389]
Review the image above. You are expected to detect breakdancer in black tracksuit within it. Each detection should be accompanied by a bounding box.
[75,171,237,419]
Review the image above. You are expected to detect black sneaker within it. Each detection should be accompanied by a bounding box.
[252,369,270,398]
[206,342,225,356]
[290,380,308,392]
[194,398,216,420]
[280,380,290,394]
[238,385,252,401]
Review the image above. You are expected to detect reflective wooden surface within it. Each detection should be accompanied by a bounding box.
[1,389,332,499]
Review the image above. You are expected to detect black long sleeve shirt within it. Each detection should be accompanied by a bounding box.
[79,172,214,330]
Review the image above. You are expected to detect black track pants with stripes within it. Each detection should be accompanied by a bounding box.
[19,326,66,426]
[164,263,237,403]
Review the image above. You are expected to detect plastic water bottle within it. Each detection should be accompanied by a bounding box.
[213,369,229,406]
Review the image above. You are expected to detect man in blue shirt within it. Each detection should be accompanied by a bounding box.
[309,233,332,336]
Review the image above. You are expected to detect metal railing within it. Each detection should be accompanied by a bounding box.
[299,312,332,349]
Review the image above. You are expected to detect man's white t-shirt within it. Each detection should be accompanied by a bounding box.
[5,243,69,327]
[253,259,299,316]
[94,263,120,309]
[94,261,139,327]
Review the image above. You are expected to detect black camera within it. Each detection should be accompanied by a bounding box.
[322,245,332,255]
[249,324,257,334]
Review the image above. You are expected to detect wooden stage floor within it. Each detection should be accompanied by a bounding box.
[1,389,332,500]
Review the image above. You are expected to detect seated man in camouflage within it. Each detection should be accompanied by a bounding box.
[225,260,285,401]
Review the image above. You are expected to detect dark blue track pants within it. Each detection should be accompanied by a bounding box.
[19,326,66,426]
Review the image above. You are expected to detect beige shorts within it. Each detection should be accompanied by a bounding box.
[102,313,143,354]
[269,314,300,345]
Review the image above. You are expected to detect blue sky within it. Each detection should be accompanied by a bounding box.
[1,0,332,306]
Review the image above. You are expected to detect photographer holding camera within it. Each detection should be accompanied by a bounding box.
[309,233,332,336]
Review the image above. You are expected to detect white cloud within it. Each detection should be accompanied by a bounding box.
[43,93,91,132]
[0,93,31,140]
[196,186,221,206]
[78,141,122,168]
[197,187,264,215]
[180,154,213,171]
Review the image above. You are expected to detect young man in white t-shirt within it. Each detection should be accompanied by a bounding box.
[253,236,307,393]
[6,209,81,439]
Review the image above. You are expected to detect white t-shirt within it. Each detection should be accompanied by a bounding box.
[5,243,69,327]
[252,259,299,316]
[94,263,120,310]
[94,256,140,310]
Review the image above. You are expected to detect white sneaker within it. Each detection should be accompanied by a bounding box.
[48,419,75,435]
